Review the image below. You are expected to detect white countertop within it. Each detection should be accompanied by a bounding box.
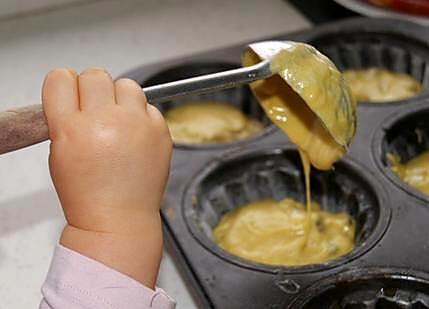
[0,0,310,307]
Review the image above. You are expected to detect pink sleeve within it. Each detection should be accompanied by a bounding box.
[40,244,176,309]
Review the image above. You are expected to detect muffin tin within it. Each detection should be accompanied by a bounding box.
[121,18,429,308]
[183,148,388,274]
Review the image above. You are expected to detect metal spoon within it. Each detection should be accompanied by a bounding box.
[0,40,356,155]
[145,60,271,103]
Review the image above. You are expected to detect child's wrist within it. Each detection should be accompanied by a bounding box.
[64,206,161,235]
[60,212,163,288]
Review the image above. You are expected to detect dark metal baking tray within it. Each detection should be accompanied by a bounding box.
[122,17,429,309]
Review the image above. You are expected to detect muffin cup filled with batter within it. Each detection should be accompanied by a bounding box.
[377,106,429,201]
[141,62,273,147]
[184,147,385,269]
[308,31,429,104]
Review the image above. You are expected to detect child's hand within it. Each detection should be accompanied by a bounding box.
[42,68,172,288]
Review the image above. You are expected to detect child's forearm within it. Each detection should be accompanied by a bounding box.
[60,213,163,289]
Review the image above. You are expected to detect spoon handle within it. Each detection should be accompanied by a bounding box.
[144,60,270,103]
[0,104,48,155]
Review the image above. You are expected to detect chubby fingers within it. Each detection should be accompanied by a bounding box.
[42,68,150,138]
[42,68,79,137]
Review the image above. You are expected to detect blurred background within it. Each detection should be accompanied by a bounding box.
[0,0,427,308]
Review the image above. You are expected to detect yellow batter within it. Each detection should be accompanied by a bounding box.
[165,101,264,144]
[242,42,356,170]
[211,42,357,266]
[388,151,429,196]
[213,199,355,266]
[343,68,422,102]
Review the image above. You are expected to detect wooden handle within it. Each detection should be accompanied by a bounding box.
[0,104,48,155]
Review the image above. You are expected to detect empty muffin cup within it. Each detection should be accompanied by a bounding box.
[309,31,429,103]
[376,106,429,201]
[183,147,389,272]
[289,268,429,309]
[141,62,273,148]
